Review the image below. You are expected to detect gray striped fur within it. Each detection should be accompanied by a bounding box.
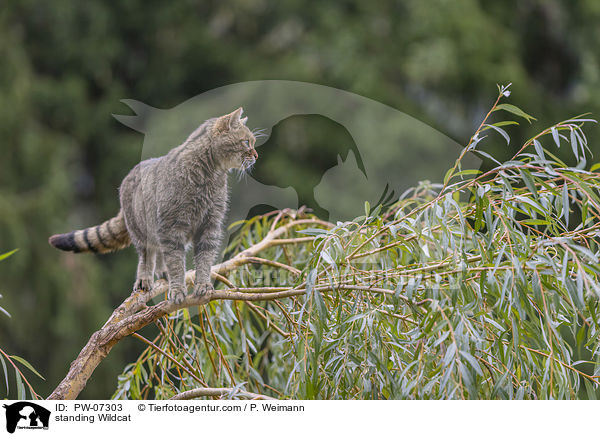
[48,212,130,254]
[49,108,257,303]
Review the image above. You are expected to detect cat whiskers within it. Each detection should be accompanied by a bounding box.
[242,157,255,173]
[251,128,269,140]
[234,157,255,182]
[234,168,247,182]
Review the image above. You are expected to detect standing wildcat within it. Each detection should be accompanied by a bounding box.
[49,107,257,303]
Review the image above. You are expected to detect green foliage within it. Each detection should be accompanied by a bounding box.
[0,250,44,400]
[2,0,600,398]
[115,93,600,399]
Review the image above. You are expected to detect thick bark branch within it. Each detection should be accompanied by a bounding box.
[48,217,332,400]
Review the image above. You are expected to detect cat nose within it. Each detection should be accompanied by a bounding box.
[251,149,258,159]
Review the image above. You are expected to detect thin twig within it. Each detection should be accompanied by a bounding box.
[169,387,275,400]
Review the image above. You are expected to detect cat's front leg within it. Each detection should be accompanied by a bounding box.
[160,238,187,304]
[192,226,220,304]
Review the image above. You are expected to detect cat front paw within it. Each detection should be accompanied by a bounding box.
[193,282,214,304]
[168,287,186,304]
[133,278,153,293]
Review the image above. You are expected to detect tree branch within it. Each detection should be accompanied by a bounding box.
[169,387,274,400]
[48,217,332,400]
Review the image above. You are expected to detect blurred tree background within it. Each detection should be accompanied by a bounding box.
[0,0,599,399]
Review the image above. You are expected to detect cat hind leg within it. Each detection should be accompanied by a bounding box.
[133,245,155,293]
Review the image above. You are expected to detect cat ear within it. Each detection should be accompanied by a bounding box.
[228,107,244,129]
[240,116,248,125]
[213,107,244,133]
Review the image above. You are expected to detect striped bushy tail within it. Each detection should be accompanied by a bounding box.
[48,211,131,254]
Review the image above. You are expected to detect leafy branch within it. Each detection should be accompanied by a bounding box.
[49,87,600,400]
[1,249,44,400]
[48,215,333,400]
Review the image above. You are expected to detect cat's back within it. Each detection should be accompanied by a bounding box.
[119,156,164,201]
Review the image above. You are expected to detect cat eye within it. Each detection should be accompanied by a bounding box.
[242,140,250,148]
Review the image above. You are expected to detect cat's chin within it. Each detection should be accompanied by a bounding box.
[227,158,256,173]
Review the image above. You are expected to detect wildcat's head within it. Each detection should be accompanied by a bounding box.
[209,107,258,172]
